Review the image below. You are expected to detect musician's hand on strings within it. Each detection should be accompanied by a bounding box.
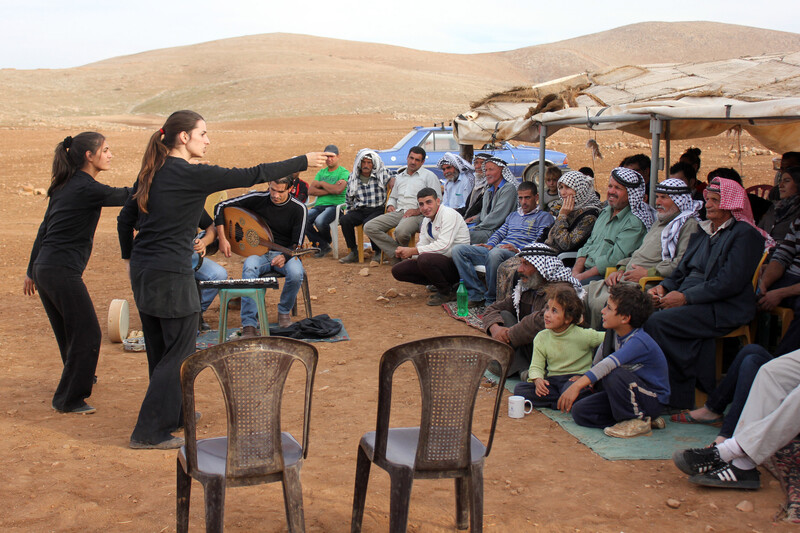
[271,254,286,268]
[193,238,207,257]
[306,152,334,168]
[23,275,35,296]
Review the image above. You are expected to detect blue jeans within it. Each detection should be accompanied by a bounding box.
[451,244,516,304]
[241,252,304,323]
[194,257,228,312]
[306,204,339,246]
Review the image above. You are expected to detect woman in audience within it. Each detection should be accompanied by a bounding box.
[759,166,800,243]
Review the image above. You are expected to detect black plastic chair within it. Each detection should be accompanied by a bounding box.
[350,335,514,532]
[176,337,318,532]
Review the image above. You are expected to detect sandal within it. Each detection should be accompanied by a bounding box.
[670,410,723,426]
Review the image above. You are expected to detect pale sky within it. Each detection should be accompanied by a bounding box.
[2,0,798,69]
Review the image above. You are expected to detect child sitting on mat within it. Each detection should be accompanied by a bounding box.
[557,284,670,438]
[513,285,604,408]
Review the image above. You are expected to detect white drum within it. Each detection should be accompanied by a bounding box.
[108,299,129,343]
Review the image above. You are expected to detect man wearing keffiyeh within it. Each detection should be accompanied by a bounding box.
[467,157,519,244]
[573,167,650,284]
[482,243,584,378]
[644,177,766,409]
[437,152,474,211]
[584,178,702,329]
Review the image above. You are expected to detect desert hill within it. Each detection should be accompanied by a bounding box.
[1,22,798,126]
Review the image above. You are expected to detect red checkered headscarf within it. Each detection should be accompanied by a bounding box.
[704,177,775,248]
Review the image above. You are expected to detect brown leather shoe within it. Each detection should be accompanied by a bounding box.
[240,325,259,338]
[278,313,292,328]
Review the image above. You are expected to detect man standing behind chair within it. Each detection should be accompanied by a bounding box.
[306,144,348,258]
[466,157,519,244]
[214,176,307,333]
[572,167,652,284]
[452,181,553,308]
[364,147,440,264]
[339,149,393,264]
[391,187,470,305]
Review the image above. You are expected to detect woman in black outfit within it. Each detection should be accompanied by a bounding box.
[119,110,328,449]
[24,132,131,414]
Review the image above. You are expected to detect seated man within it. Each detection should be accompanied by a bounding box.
[482,243,585,378]
[193,213,228,331]
[391,187,470,305]
[458,152,491,219]
[644,177,766,409]
[466,157,519,244]
[585,178,701,329]
[673,348,800,490]
[338,149,392,263]
[757,215,800,354]
[215,176,307,332]
[572,167,652,284]
[364,146,440,264]
[452,181,553,308]
[438,152,473,211]
[306,144,348,258]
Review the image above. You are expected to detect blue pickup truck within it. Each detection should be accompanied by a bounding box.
[375,125,569,180]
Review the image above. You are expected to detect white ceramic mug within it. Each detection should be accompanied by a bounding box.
[508,395,533,419]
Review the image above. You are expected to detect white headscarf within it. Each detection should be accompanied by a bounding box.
[437,152,476,192]
[655,178,703,260]
[610,167,656,230]
[347,148,389,203]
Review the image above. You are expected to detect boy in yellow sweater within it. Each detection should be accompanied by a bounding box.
[513,285,605,408]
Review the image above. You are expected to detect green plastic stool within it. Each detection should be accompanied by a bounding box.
[218,288,270,343]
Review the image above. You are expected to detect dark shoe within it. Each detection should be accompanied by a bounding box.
[425,284,437,293]
[388,256,401,266]
[175,411,203,431]
[278,313,292,328]
[93,375,97,384]
[426,291,453,306]
[240,325,259,338]
[688,463,761,490]
[129,436,185,450]
[315,242,332,258]
[468,300,485,309]
[673,446,725,476]
[198,314,211,332]
[339,250,359,264]
[53,401,96,415]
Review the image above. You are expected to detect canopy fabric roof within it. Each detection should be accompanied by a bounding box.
[454,53,800,153]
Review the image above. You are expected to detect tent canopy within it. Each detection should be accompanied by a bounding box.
[454,53,800,153]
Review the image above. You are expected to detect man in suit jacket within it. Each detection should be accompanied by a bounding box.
[644,177,768,409]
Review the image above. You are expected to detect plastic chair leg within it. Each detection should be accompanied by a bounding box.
[176,460,192,533]
[255,289,270,336]
[350,445,372,532]
[217,292,230,345]
[203,476,226,533]
[388,469,414,533]
[282,463,306,533]
[356,226,365,263]
[455,476,468,530]
[469,463,484,532]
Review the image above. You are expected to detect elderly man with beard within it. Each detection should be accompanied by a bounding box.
[644,177,768,409]
[573,167,653,284]
[584,178,702,329]
[482,243,585,378]
[466,156,519,244]
[338,149,393,264]
[438,152,473,211]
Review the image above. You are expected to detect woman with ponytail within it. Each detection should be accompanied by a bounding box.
[24,132,131,415]
[118,110,329,449]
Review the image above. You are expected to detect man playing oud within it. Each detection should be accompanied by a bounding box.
[214,176,307,333]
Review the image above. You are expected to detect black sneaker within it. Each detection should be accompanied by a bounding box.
[688,463,761,490]
[315,242,332,258]
[673,446,725,476]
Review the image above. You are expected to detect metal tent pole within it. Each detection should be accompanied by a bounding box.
[649,117,662,206]
[538,125,548,209]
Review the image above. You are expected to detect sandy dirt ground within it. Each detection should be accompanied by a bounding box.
[0,115,794,532]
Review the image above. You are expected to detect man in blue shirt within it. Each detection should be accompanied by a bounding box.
[437,152,473,210]
[452,181,554,307]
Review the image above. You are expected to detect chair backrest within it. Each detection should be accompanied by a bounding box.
[180,337,318,479]
[373,335,514,472]
[752,250,769,289]
[746,184,773,199]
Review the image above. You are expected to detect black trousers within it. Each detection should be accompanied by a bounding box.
[130,310,197,444]
[391,253,460,293]
[571,368,664,428]
[339,205,384,251]
[33,264,100,411]
[514,374,589,409]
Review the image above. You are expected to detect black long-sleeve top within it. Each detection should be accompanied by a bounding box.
[27,170,130,277]
[213,190,307,261]
[117,155,307,275]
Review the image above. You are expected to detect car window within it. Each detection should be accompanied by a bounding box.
[434,132,460,152]
[390,130,418,151]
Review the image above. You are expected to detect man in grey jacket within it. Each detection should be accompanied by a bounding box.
[465,157,518,244]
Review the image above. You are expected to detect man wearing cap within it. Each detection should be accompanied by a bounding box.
[466,156,519,244]
[391,187,470,305]
[306,144,349,258]
[438,152,473,210]
[572,167,653,284]
[482,243,585,378]
[644,177,767,409]
[338,149,393,263]
[584,178,702,329]
[364,146,441,264]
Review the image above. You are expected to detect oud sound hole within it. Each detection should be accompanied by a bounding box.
[246,229,259,247]
[234,222,244,242]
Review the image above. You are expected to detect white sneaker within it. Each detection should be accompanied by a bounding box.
[604,417,653,438]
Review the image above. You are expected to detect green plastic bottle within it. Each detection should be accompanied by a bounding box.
[456,279,468,317]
